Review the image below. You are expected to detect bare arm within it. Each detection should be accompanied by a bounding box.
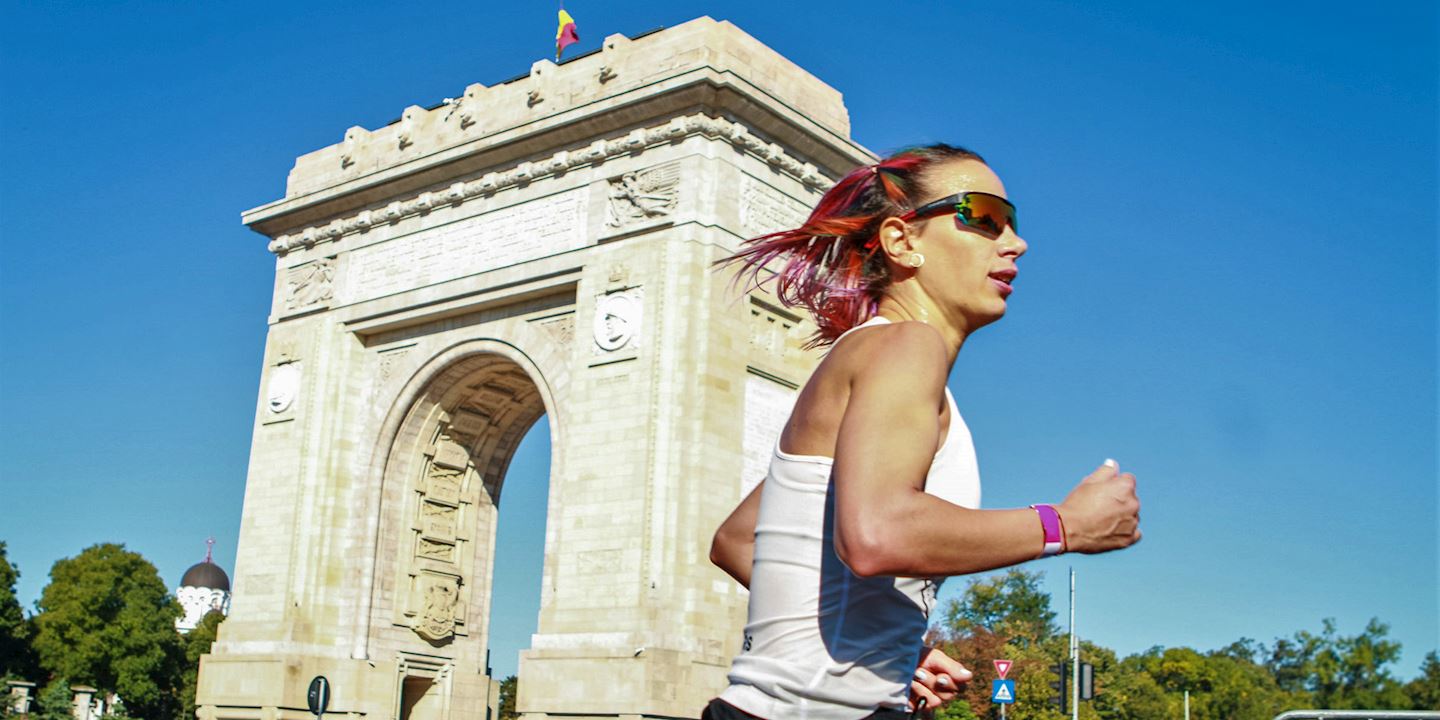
[832,323,1140,578]
[710,480,764,588]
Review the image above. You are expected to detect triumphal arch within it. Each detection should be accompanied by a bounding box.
[197,17,872,720]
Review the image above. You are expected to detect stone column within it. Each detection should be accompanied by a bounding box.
[6,681,35,715]
[69,686,95,720]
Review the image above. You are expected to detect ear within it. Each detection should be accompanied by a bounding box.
[876,216,914,264]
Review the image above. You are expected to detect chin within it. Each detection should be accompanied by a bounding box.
[965,308,1007,332]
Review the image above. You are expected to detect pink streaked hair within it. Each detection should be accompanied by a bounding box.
[719,143,986,347]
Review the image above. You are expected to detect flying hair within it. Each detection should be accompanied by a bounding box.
[718,143,986,347]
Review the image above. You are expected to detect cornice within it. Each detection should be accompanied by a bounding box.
[266,112,835,257]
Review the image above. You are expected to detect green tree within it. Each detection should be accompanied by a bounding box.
[1115,645,1295,720]
[1404,651,1440,710]
[1266,618,1408,709]
[179,611,225,720]
[32,543,185,720]
[34,679,74,720]
[939,569,1058,647]
[497,675,517,720]
[1,541,38,680]
[1099,656,1171,720]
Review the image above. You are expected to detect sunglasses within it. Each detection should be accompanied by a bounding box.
[898,192,1018,239]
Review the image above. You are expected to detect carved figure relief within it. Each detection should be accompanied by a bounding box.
[266,363,301,414]
[604,163,679,229]
[404,420,474,641]
[425,465,463,505]
[416,538,456,563]
[412,573,459,642]
[420,502,457,540]
[284,259,334,311]
[592,290,643,353]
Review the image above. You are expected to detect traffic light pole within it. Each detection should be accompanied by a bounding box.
[1070,567,1078,720]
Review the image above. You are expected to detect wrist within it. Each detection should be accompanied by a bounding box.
[1053,505,1069,553]
[1030,504,1065,557]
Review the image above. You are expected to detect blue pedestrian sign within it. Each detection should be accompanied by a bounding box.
[991,678,1016,704]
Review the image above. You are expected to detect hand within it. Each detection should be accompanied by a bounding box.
[1056,460,1142,554]
[911,646,973,713]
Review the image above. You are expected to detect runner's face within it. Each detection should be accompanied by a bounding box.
[909,159,1027,330]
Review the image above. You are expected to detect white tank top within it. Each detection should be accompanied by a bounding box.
[720,316,983,720]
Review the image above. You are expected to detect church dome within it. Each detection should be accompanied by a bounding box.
[179,560,230,592]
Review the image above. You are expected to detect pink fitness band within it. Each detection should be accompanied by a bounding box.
[1030,504,1064,556]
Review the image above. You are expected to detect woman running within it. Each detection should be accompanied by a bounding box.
[707,144,1142,719]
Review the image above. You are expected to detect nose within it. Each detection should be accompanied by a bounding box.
[998,227,1027,258]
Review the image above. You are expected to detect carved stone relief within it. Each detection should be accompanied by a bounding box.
[342,188,587,305]
[416,538,456,563]
[535,313,576,350]
[377,347,412,383]
[431,435,470,471]
[270,114,830,256]
[420,502,458,540]
[403,422,475,642]
[284,258,335,311]
[604,162,679,230]
[592,289,643,354]
[448,408,490,437]
[740,176,811,240]
[266,363,301,415]
[411,572,460,642]
[424,465,464,505]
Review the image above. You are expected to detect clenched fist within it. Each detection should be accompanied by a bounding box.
[1057,460,1142,554]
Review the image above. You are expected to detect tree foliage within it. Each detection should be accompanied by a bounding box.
[31,544,185,720]
[1,541,40,681]
[1265,617,1410,709]
[939,569,1058,647]
[34,678,75,720]
[1404,651,1440,711]
[929,569,1431,720]
[497,675,518,720]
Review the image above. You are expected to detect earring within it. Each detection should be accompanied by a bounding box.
[909,253,925,268]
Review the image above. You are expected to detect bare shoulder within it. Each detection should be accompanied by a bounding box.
[834,320,949,390]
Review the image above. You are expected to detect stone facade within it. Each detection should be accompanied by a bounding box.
[196,17,872,720]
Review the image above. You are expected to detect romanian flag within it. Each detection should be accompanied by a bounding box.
[556,8,579,60]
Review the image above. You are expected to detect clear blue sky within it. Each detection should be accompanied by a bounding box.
[2,0,1435,685]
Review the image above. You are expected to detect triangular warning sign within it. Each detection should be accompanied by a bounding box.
[994,683,1013,702]
[994,659,1013,678]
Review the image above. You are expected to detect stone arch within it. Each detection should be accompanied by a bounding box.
[355,335,566,695]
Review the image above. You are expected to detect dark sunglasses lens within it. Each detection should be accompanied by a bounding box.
[955,194,1016,237]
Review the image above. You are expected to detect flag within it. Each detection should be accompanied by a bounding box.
[556,8,579,60]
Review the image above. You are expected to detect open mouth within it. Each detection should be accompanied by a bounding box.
[988,269,1017,295]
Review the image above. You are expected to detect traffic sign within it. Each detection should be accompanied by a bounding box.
[991,679,1016,704]
[306,676,330,717]
[993,659,1013,679]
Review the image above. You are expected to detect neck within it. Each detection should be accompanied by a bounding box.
[874,294,968,365]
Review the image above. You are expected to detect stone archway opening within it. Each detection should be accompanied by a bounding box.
[376,350,554,720]
[486,416,551,689]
